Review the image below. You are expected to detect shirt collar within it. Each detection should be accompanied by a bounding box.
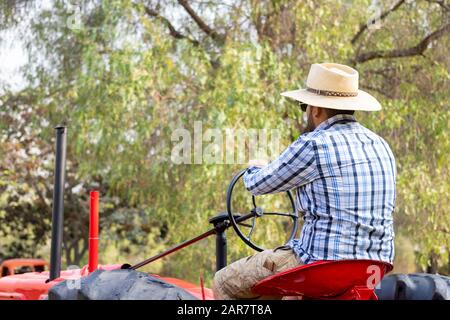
[314,114,356,131]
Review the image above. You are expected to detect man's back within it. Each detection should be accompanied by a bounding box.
[244,114,396,264]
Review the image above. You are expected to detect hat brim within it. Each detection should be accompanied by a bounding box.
[280,88,381,111]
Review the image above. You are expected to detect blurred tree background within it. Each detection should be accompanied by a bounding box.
[0,0,449,284]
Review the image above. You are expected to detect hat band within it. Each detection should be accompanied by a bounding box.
[306,86,358,97]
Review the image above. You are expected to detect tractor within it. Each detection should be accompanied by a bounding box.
[0,125,448,300]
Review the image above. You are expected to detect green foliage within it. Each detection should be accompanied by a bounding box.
[0,0,449,282]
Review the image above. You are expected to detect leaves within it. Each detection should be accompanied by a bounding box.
[0,0,449,280]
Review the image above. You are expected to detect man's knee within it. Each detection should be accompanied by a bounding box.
[212,248,301,300]
[212,256,263,300]
[212,270,227,299]
[213,267,226,291]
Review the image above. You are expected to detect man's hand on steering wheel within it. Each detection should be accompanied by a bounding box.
[226,169,298,252]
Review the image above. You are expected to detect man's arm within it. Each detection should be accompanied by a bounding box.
[243,136,317,195]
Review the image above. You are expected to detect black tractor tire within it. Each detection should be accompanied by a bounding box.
[376,273,450,300]
[48,269,198,300]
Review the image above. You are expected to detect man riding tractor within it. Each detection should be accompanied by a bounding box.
[213,62,396,300]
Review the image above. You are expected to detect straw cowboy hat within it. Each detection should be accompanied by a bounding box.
[281,62,381,111]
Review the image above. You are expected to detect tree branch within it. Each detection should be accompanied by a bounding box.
[141,5,200,46]
[353,22,450,63]
[177,0,225,43]
[360,84,396,99]
[351,0,406,44]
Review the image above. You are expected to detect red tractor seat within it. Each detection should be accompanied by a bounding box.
[252,259,393,300]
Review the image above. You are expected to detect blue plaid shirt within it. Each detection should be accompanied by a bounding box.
[243,114,396,264]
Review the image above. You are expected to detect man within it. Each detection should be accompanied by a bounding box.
[213,62,396,300]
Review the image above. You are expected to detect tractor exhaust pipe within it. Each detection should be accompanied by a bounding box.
[48,125,67,281]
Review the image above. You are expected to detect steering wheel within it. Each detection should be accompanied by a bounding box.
[226,169,298,252]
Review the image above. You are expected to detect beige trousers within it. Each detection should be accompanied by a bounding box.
[212,246,303,300]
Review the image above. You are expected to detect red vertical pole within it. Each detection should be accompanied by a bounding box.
[200,276,205,300]
[88,190,99,273]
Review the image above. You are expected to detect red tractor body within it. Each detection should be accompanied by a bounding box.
[0,264,214,300]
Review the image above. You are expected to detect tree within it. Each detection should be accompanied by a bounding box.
[0,0,449,282]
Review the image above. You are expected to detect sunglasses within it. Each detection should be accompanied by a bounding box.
[299,103,308,112]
